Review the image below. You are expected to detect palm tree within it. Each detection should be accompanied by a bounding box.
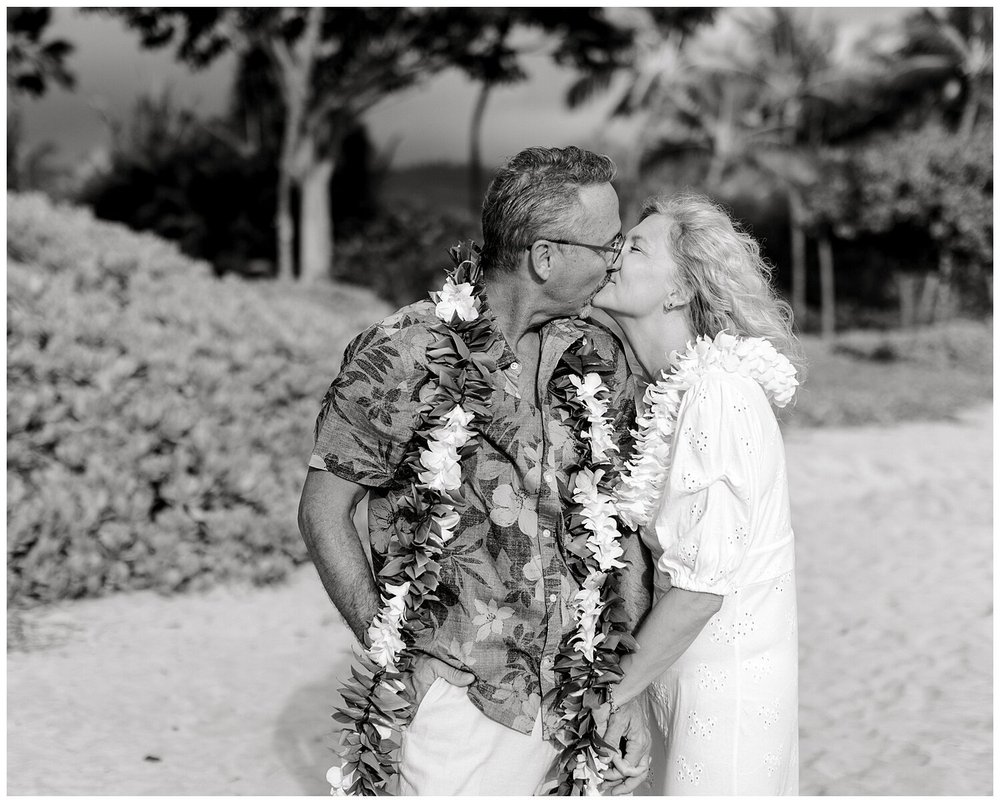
[697,9,873,334]
[654,9,892,337]
[892,7,993,139]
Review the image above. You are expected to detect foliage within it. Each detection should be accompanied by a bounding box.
[785,321,993,428]
[888,7,993,137]
[77,90,383,277]
[812,121,992,304]
[564,7,715,112]
[100,7,478,280]
[335,202,480,308]
[76,91,278,277]
[7,7,75,97]
[7,192,391,606]
[830,319,993,371]
[7,111,67,195]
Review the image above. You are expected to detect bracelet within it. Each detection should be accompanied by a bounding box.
[607,686,621,716]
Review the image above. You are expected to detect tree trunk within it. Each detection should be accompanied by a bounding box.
[299,156,336,284]
[818,233,836,340]
[788,188,808,330]
[918,273,939,325]
[934,249,955,322]
[959,79,981,140]
[276,102,303,281]
[276,165,296,280]
[269,7,323,281]
[469,81,493,218]
[897,273,918,329]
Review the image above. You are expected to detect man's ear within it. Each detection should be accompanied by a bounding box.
[528,241,553,282]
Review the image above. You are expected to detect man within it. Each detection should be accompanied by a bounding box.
[298,146,651,795]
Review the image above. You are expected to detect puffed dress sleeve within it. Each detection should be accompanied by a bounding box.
[653,372,759,595]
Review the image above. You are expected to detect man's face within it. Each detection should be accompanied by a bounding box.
[543,182,623,316]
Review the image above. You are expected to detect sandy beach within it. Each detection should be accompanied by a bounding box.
[7,404,992,795]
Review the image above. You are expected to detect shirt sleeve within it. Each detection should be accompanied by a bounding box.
[309,321,428,488]
[653,372,758,595]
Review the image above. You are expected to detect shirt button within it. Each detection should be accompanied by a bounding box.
[541,655,554,671]
[548,593,558,602]
[544,471,554,483]
[541,528,551,538]
[510,361,520,371]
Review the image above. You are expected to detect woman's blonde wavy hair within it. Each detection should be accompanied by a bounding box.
[641,192,804,372]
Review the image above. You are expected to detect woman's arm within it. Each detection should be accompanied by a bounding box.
[613,586,723,706]
[599,586,723,794]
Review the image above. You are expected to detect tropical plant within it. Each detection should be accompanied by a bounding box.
[6,7,74,97]
[77,90,279,275]
[811,121,992,322]
[436,9,641,215]
[890,7,993,139]
[624,9,891,337]
[7,191,391,606]
[7,8,76,193]
[101,8,463,282]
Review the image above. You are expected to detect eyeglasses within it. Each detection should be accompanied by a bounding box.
[527,231,625,267]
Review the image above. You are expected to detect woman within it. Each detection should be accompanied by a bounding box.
[593,193,801,795]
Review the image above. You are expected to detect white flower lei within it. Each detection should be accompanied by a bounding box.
[329,249,634,796]
[329,250,493,796]
[566,374,626,662]
[615,331,799,530]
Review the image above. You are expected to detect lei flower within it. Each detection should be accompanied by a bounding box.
[547,342,638,796]
[616,331,799,530]
[328,242,498,795]
[328,245,640,796]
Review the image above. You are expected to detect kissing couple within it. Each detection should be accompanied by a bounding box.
[300,145,800,795]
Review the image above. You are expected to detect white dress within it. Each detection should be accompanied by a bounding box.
[631,336,799,795]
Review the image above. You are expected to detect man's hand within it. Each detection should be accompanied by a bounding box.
[406,654,476,714]
[599,695,652,796]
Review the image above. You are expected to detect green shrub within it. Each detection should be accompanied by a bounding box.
[7,192,391,606]
[334,201,479,307]
[831,320,993,371]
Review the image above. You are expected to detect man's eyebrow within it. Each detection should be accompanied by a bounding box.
[632,235,649,246]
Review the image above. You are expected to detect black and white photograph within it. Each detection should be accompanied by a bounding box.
[6,5,993,796]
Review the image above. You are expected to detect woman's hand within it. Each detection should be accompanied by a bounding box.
[599,695,652,795]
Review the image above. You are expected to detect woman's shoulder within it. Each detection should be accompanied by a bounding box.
[669,333,798,410]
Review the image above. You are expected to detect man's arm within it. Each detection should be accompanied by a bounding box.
[297,467,379,644]
[298,466,477,696]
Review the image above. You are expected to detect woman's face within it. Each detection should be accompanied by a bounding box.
[593,214,686,318]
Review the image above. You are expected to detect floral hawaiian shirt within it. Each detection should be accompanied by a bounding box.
[309,298,643,738]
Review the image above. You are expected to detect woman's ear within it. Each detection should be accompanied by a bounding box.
[664,286,693,311]
[528,241,553,281]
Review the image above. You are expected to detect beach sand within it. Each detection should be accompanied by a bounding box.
[7,405,992,795]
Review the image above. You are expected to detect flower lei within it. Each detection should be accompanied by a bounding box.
[546,341,638,796]
[328,243,642,796]
[328,242,499,795]
[616,331,799,530]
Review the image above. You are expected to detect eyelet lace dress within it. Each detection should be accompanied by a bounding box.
[633,334,799,795]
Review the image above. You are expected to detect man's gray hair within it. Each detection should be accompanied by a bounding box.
[480,146,617,273]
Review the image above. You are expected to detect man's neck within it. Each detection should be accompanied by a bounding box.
[484,272,563,351]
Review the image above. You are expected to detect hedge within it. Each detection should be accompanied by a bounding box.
[7,192,391,606]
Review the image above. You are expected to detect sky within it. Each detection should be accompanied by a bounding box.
[15,7,911,171]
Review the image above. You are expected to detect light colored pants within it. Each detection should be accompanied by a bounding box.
[397,677,560,795]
